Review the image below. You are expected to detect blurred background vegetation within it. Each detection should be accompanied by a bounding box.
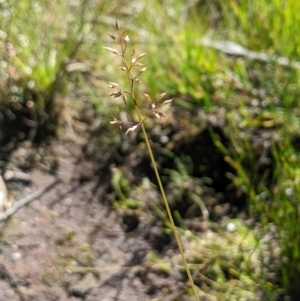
[1,0,300,300]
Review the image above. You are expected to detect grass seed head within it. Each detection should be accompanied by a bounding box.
[140,67,148,73]
[103,47,120,55]
[125,124,138,135]
[143,93,152,102]
[109,34,117,41]
[136,53,147,61]
[106,21,173,134]
[108,82,119,88]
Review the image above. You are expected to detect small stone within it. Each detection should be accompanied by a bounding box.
[12,252,22,261]
[226,222,236,233]
[69,273,98,297]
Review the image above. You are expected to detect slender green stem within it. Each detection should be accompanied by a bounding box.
[115,27,200,300]
[133,103,200,301]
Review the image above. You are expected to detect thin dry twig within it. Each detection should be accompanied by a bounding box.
[0,179,59,222]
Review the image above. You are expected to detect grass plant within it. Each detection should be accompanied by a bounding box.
[0,0,98,137]
[104,20,200,301]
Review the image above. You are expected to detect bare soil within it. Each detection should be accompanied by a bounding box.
[0,108,253,301]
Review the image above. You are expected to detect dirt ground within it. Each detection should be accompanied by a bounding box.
[0,106,254,301]
[0,145,166,301]
[0,113,205,301]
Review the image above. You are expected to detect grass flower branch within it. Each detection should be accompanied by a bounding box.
[104,21,200,301]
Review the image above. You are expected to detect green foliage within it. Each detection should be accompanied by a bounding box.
[221,0,300,58]
[202,2,300,295]
[147,251,171,274]
[1,0,87,105]
[110,166,142,210]
[271,140,300,289]
[2,0,300,299]
[164,155,211,220]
